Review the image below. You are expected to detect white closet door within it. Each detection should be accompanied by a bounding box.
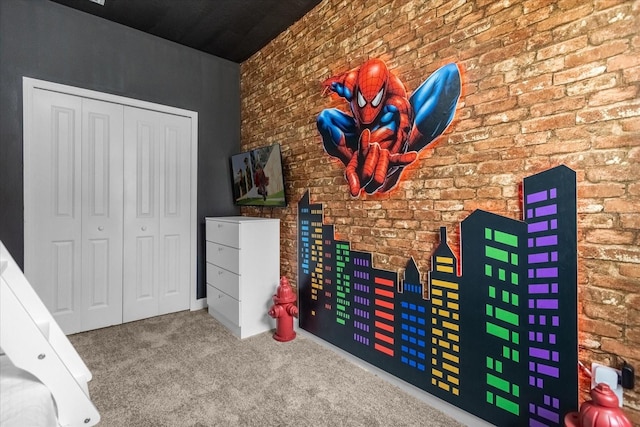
[123,107,191,322]
[157,111,192,316]
[25,91,124,334]
[26,89,83,334]
[80,98,124,331]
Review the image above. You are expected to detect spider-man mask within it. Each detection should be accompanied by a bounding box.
[351,59,388,125]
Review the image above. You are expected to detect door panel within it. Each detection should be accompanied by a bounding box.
[158,113,191,315]
[123,107,191,321]
[123,109,160,322]
[80,98,124,331]
[26,89,83,334]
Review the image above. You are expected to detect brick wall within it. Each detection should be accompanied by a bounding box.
[241,0,640,421]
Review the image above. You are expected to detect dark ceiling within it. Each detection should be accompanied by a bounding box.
[50,0,321,63]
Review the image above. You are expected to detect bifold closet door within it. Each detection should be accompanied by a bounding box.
[25,90,124,334]
[122,107,191,323]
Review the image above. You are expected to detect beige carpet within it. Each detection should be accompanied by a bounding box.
[69,309,466,426]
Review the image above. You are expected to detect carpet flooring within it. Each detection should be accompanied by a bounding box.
[69,309,466,426]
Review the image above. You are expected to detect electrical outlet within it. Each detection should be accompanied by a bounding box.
[591,362,623,406]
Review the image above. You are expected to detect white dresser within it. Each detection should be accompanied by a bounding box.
[205,216,280,339]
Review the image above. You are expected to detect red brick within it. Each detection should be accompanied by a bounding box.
[488,122,520,138]
[437,0,468,18]
[470,137,515,153]
[479,41,528,68]
[521,113,575,133]
[579,316,623,339]
[441,187,477,200]
[583,301,628,324]
[601,337,640,361]
[536,35,588,60]
[444,2,474,24]
[530,96,586,117]
[457,9,485,27]
[627,293,640,311]
[588,270,640,293]
[448,128,490,144]
[474,96,519,116]
[517,4,554,28]
[619,264,640,279]
[463,199,508,213]
[513,131,551,147]
[494,52,535,75]
[629,183,640,197]
[620,214,640,230]
[589,15,638,46]
[608,54,640,71]
[477,186,503,198]
[592,133,640,149]
[478,74,505,91]
[577,213,615,229]
[509,74,553,95]
[588,86,639,107]
[576,95,640,123]
[447,173,484,191]
[590,164,640,184]
[586,229,636,245]
[525,56,567,79]
[578,183,626,198]
[523,0,556,14]
[526,30,553,50]
[555,63,608,85]
[535,3,593,32]
[434,200,464,211]
[476,159,524,174]
[623,65,640,83]
[484,108,529,126]
[567,73,619,96]
[594,0,632,10]
[582,244,640,264]
[565,40,629,68]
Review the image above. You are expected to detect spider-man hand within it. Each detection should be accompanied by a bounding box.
[345,129,417,196]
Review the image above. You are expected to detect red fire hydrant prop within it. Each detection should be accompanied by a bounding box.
[564,383,632,427]
[268,276,298,342]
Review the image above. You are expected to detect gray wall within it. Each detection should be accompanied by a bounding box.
[0,0,240,299]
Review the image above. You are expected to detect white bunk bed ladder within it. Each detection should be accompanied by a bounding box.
[0,241,100,427]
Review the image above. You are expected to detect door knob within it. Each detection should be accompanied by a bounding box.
[98,226,104,231]
[141,226,147,231]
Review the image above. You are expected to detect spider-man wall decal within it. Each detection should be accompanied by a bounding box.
[317,59,462,197]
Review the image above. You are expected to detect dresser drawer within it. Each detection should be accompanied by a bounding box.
[206,262,240,300]
[206,241,240,274]
[206,220,240,248]
[207,284,240,326]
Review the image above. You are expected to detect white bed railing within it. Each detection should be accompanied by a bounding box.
[0,240,100,427]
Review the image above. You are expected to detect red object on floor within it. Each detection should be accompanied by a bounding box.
[268,276,298,342]
[564,383,632,427]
